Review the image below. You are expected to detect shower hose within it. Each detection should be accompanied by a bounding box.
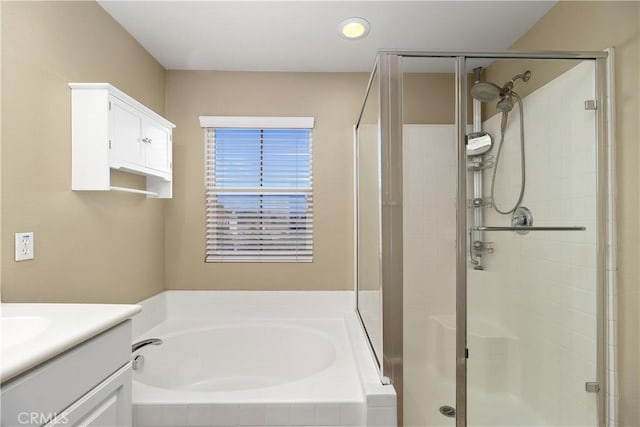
[490,92,526,215]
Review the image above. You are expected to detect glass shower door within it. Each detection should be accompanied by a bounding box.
[466,58,600,426]
[356,66,383,368]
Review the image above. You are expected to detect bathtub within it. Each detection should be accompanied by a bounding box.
[131,291,396,427]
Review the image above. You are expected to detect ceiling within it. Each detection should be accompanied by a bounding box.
[98,1,556,73]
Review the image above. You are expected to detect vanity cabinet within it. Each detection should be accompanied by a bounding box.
[70,83,175,198]
[46,364,131,426]
[1,321,133,427]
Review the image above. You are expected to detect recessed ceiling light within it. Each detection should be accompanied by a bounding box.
[338,17,370,40]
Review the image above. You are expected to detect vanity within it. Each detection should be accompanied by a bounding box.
[1,304,141,427]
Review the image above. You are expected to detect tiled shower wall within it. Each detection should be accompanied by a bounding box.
[403,124,456,426]
[469,60,599,425]
[403,124,457,368]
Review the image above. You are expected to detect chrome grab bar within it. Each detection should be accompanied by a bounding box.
[471,226,586,232]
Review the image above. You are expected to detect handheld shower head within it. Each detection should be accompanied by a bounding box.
[496,95,514,113]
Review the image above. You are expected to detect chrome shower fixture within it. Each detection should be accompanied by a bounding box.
[497,96,515,113]
[470,81,502,102]
[502,70,532,91]
[495,71,531,114]
[470,70,532,215]
[470,70,532,107]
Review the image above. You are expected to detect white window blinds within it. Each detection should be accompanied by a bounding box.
[202,117,314,262]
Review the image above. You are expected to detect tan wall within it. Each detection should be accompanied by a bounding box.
[165,71,368,290]
[404,73,457,124]
[1,1,167,303]
[403,73,475,124]
[496,2,639,424]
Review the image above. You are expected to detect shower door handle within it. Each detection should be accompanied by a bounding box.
[471,226,586,232]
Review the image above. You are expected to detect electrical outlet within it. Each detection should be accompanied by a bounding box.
[15,232,34,261]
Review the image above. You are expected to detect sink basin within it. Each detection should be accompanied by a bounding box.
[0,303,141,383]
[1,316,51,350]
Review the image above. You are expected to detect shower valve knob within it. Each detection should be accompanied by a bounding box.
[511,206,534,234]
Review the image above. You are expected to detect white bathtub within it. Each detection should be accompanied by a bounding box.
[131,291,396,427]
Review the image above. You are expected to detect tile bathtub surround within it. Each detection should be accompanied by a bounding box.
[132,291,168,338]
[165,291,355,320]
[134,403,365,427]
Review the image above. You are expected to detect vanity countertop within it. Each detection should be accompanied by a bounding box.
[0,303,141,383]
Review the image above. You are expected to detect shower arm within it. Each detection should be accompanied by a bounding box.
[505,71,532,90]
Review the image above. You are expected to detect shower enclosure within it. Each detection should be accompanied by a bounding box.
[355,51,615,427]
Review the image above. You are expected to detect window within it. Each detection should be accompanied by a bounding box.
[200,116,314,262]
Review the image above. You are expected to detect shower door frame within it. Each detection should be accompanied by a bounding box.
[356,50,613,427]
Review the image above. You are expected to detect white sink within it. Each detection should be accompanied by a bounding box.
[0,303,141,382]
[1,316,51,350]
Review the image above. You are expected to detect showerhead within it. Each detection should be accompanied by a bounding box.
[496,95,514,113]
[470,81,502,102]
[472,70,532,103]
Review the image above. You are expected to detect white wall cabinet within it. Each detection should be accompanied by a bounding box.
[70,83,175,198]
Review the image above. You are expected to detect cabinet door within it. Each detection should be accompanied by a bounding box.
[143,120,172,174]
[46,365,132,427]
[109,98,144,169]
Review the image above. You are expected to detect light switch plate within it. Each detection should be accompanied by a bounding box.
[15,232,34,261]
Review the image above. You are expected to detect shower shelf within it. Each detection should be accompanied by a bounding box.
[472,226,586,232]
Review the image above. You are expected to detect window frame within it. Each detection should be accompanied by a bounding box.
[200,116,314,263]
